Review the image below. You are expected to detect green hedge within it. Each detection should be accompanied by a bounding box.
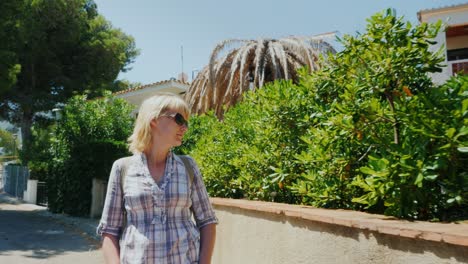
[48,94,133,216]
[48,139,129,215]
[183,9,468,221]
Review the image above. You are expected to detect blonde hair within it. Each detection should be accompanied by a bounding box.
[128,92,190,154]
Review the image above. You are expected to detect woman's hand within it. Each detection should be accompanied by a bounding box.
[199,224,216,264]
[102,233,120,264]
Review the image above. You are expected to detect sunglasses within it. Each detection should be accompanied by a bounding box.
[162,113,189,128]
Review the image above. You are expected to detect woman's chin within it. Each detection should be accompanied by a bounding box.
[173,139,183,147]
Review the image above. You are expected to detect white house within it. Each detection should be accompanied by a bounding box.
[114,79,190,115]
[418,3,468,84]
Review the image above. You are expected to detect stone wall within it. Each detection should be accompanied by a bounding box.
[211,198,468,264]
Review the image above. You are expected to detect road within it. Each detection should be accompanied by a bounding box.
[0,194,104,264]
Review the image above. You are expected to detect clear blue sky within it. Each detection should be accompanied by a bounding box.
[93,0,467,85]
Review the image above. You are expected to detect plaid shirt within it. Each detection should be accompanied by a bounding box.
[97,152,218,264]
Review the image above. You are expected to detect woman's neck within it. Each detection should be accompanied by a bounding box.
[144,146,170,167]
[144,145,170,183]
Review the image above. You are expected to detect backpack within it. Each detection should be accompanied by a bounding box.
[119,155,195,229]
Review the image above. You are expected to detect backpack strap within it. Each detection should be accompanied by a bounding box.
[180,155,195,187]
[120,157,131,191]
[119,157,132,231]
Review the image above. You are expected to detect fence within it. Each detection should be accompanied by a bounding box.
[0,164,3,191]
[36,181,47,206]
[3,164,29,199]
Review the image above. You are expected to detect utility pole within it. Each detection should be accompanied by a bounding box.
[181,46,185,82]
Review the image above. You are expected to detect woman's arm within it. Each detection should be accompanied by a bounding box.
[199,223,216,264]
[185,156,218,264]
[102,233,120,264]
[97,160,126,263]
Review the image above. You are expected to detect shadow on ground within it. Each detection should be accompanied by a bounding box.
[0,205,99,259]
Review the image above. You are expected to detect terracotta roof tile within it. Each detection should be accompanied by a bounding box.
[418,2,468,14]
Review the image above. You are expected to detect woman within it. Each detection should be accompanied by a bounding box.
[97,92,218,264]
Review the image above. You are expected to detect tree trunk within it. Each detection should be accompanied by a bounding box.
[19,61,36,165]
[20,110,33,165]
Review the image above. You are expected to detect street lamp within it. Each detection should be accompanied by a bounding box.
[52,108,62,120]
[12,133,18,161]
[51,108,62,157]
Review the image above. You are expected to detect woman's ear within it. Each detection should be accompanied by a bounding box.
[150,118,158,128]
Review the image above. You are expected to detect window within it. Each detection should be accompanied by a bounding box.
[447,48,468,61]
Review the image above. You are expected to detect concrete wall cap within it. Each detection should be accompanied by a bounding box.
[210,197,468,247]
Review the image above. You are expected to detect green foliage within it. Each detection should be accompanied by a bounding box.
[109,79,142,94]
[0,129,18,158]
[188,80,311,202]
[0,0,22,94]
[23,124,54,180]
[295,74,467,220]
[292,9,466,220]
[187,9,468,221]
[48,94,133,216]
[174,112,219,155]
[190,103,266,199]
[0,0,139,164]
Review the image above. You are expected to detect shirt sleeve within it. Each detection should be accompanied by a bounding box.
[187,156,219,229]
[96,159,124,237]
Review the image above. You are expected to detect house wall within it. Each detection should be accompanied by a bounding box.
[115,80,189,117]
[90,178,107,218]
[447,35,468,50]
[211,198,468,264]
[23,179,37,204]
[419,4,468,84]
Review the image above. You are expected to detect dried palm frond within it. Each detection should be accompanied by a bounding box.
[185,34,336,116]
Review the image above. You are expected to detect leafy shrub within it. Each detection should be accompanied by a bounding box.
[187,80,314,202]
[48,93,133,216]
[187,9,468,221]
[26,125,54,181]
[292,9,467,220]
[0,128,17,157]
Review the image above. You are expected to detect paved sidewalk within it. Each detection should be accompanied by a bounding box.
[0,192,101,243]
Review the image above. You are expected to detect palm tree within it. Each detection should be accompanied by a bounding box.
[186,34,336,116]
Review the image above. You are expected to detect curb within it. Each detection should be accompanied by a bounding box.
[35,209,101,243]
